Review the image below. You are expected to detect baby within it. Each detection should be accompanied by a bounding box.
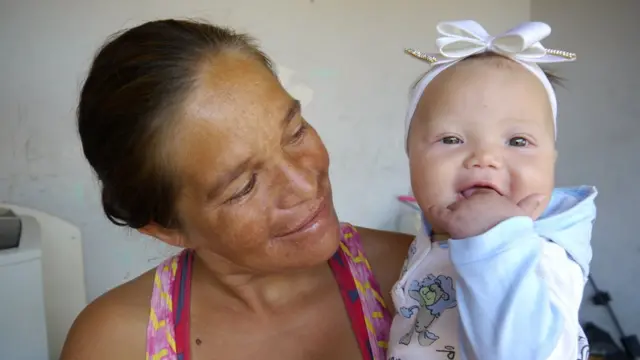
[387,21,597,360]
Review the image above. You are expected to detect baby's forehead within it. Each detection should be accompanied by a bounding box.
[409,73,554,138]
[415,61,551,119]
[418,112,553,133]
[435,56,546,93]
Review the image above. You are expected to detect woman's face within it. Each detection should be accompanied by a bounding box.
[156,52,340,272]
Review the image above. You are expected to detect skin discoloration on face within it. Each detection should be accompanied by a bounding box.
[152,51,340,272]
[407,56,557,228]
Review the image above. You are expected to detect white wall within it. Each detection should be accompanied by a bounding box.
[532,0,640,337]
[0,0,530,301]
[5,0,637,341]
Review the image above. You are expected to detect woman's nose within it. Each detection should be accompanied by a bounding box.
[275,159,317,208]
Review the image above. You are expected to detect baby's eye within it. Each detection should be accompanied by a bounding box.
[441,136,462,145]
[508,137,529,147]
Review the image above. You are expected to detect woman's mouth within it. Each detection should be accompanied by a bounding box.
[274,198,329,238]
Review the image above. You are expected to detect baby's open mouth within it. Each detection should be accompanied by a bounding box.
[459,184,502,198]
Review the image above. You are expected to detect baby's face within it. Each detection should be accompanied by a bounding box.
[407,57,556,225]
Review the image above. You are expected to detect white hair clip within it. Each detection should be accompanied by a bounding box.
[404,20,576,145]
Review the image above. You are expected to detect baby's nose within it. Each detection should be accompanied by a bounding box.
[463,147,503,169]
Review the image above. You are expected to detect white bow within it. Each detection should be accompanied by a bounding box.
[407,20,575,65]
[403,20,576,147]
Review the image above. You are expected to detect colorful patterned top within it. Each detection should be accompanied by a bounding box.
[145,223,392,360]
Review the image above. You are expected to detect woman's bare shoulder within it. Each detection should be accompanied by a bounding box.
[60,269,155,360]
[356,226,414,251]
[354,226,414,311]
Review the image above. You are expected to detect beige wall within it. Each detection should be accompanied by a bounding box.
[0,0,530,300]
[3,0,637,351]
[532,0,640,336]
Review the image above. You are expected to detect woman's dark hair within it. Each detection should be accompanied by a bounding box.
[77,19,273,229]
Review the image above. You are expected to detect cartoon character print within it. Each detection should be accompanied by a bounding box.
[577,334,589,360]
[398,274,457,346]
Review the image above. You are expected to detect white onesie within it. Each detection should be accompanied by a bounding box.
[387,187,596,360]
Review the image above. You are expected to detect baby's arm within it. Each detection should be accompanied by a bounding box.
[448,211,594,360]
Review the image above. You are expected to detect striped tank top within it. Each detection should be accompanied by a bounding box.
[145,223,392,360]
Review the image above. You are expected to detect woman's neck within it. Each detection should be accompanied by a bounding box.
[192,250,333,316]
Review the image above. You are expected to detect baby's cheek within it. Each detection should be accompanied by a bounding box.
[509,166,555,219]
[409,159,430,193]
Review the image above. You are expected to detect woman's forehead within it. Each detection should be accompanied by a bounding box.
[170,53,293,188]
[186,53,287,122]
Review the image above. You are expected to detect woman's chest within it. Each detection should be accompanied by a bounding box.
[190,308,362,360]
[188,298,363,360]
[189,328,362,360]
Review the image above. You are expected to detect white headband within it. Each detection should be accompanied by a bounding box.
[404,20,576,145]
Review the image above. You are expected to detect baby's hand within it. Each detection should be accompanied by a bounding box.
[426,189,543,239]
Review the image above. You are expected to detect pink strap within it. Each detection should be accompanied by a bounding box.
[146,256,179,360]
[145,225,392,360]
[339,224,392,358]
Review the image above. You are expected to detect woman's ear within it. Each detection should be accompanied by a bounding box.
[139,222,186,248]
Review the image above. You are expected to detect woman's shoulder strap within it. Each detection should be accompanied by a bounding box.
[146,251,185,360]
[338,223,392,358]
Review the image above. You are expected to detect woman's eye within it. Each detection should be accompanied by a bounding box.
[290,123,307,144]
[441,136,462,145]
[508,137,529,147]
[228,173,257,203]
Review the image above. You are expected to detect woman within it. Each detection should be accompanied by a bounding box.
[61,19,413,360]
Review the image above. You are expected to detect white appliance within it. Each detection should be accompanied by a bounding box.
[0,214,50,359]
